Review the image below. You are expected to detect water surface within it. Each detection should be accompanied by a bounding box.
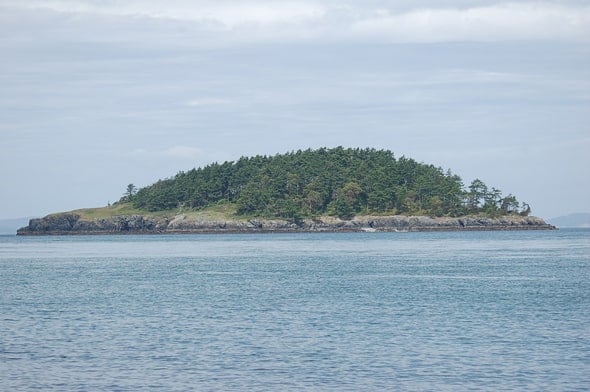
[1,230,589,390]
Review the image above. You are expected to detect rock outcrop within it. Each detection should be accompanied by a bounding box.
[17,213,556,235]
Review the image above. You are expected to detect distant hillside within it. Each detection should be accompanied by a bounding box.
[548,213,590,228]
[122,147,532,220]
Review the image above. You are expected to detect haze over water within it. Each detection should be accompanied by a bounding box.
[1,230,589,390]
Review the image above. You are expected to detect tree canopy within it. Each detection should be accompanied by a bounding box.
[124,147,531,219]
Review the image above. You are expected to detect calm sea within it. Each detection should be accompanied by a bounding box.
[1,230,589,391]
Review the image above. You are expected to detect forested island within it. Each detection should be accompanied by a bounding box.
[18,147,555,235]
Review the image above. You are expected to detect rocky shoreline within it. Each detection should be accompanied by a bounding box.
[16,213,556,235]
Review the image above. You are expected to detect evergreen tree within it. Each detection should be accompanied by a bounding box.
[126,147,527,219]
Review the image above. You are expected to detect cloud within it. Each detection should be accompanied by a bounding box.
[9,0,327,27]
[350,3,590,43]
[3,1,589,44]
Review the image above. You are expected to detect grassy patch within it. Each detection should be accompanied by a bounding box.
[54,201,241,221]
[179,202,241,220]
[64,203,146,219]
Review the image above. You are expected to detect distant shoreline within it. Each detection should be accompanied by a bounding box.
[17,213,556,235]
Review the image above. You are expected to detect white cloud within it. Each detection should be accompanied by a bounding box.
[3,1,589,44]
[350,3,590,42]
[10,0,327,27]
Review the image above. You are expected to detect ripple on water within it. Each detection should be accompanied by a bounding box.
[0,230,589,390]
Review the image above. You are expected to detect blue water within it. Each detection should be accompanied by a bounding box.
[1,230,589,391]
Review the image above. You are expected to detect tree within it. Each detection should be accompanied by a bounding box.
[331,197,354,219]
[236,175,272,215]
[484,187,502,210]
[338,182,363,209]
[303,187,323,215]
[500,194,520,214]
[467,179,488,211]
[127,147,531,219]
[123,183,137,201]
[520,202,531,216]
[429,195,444,217]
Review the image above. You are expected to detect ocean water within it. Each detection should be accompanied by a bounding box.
[1,230,589,391]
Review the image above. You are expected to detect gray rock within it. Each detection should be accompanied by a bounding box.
[17,213,556,235]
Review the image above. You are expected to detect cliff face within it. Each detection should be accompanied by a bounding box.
[17,213,556,235]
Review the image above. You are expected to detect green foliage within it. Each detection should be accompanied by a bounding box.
[127,147,531,219]
[120,183,137,202]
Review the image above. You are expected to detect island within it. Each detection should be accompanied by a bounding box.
[17,147,555,235]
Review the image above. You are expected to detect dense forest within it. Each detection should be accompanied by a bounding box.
[122,147,530,220]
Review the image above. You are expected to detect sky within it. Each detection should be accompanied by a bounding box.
[1,0,589,220]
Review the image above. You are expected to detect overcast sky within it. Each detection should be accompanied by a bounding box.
[1,0,589,220]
